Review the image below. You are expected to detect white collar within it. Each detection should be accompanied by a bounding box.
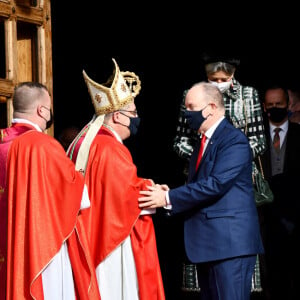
[12,118,42,132]
[203,116,225,139]
[269,119,288,135]
[102,123,123,143]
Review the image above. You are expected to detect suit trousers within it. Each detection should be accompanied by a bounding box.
[197,255,256,300]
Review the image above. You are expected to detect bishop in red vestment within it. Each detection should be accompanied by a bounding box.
[68,126,165,300]
[67,59,165,299]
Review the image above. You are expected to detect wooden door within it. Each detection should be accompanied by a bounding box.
[0,0,53,136]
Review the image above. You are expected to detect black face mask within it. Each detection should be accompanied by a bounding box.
[128,116,141,136]
[118,112,141,136]
[266,106,288,123]
[46,110,53,129]
[183,106,208,131]
[41,106,53,129]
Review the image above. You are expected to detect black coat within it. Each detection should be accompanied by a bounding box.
[259,120,300,247]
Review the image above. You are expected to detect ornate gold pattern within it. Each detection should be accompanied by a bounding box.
[95,94,102,103]
[121,71,141,98]
[82,58,140,116]
[121,83,127,93]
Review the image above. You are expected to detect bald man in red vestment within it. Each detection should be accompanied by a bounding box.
[0,82,100,300]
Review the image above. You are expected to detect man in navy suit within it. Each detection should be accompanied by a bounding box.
[260,85,300,300]
[139,81,264,300]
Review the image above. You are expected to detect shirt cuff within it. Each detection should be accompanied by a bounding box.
[140,208,156,215]
[164,191,172,210]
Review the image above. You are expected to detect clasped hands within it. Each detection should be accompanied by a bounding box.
[139,184,169,209]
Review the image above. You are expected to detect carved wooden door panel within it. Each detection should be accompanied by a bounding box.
[0,0,53,136]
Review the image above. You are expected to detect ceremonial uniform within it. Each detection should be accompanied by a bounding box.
[67,59,165,300]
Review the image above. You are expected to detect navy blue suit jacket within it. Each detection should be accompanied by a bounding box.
[169,118,264,263]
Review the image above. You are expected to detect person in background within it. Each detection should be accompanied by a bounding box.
[0,82,100,300]
[287,88,300,124]
[67,58,165,300]
[174,52,266,163]
[139,81,264,300]
[260,84,300,300]
[57,125,80,151]
[173,52,267,297]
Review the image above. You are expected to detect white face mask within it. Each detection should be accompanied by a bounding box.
[208,80,232,93]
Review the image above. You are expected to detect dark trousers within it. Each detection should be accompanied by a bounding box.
[197,255,256,300]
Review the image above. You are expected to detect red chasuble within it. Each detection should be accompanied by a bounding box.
[68,126,165,300]
[0,124,35,300]
[5,128,100,299]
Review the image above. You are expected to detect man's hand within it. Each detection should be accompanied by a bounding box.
[139,184,169,209]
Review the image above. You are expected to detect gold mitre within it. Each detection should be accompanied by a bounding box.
[82,58,141,115]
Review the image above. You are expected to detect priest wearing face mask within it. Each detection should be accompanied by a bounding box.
[0,82,101,299]
[260,84,300,300]
[67,59,165,300]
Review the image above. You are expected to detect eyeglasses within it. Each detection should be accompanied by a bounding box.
[118,109,138,117]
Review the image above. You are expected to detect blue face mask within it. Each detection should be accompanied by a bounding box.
[118,111,141,136]
[183,106,208,131]
[128,116,141,136]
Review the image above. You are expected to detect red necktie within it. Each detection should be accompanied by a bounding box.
[196,134,207,170]
[273,127,281,153]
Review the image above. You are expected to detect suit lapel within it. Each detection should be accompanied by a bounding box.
[200,119,227,163]
[190,119,228,179]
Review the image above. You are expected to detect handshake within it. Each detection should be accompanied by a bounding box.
[139,183,170,209]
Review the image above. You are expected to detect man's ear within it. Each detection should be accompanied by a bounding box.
[36,104,43,117]
[112,111,119,123]
[209,103,217,110]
